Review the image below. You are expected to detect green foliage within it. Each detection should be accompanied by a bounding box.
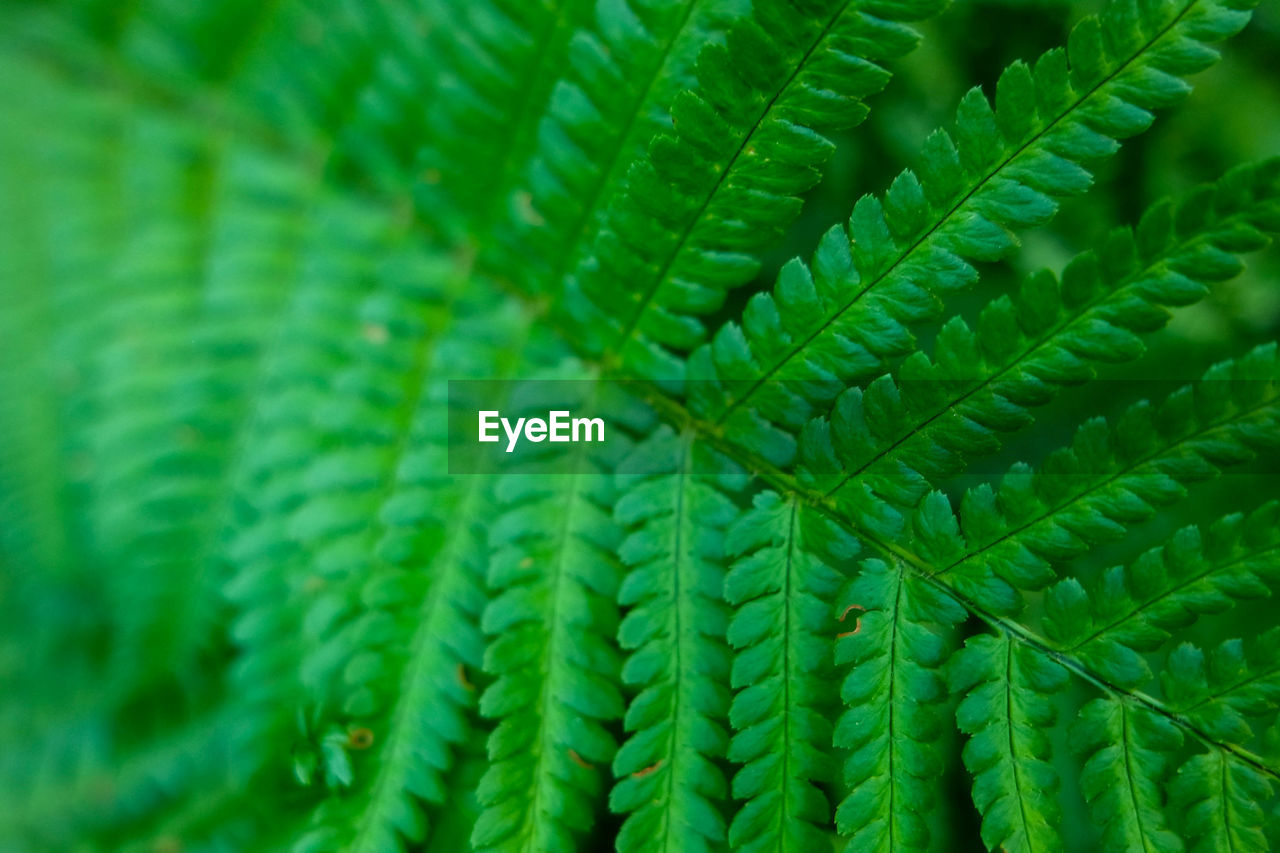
[1072,697,1185,853]
[610,428,741,852]
[834,558,967,851]
[723,493,850,851]
[1,0,1278,850]
[474,443,626,852]
[951,633,1069,853]
[688,0,1265,456]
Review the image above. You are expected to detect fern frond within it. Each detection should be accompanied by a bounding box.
[1071,697,1185,853]
[280,253,466,714]
[609,427,742,852]
[0,56,122,618]
[562,0,947,374]
[420,0,598,236]
[6,0,1280,850]
[940,343,1280,610]
[1042,503,1280,688]
[66,117,224,695]
[291,301,531,852]
[223,197,452,768]
[229,0,448,190]
[690,0,1260,450]
[799,158,1280,508]
[950,632,1069,853]
[833,557,967,851]
[1171,748,1274,853]
[1163,631,1280,751]
[0,710,239,847]
[473,431,628,851]
[486,0,717,298]
[722,492,854,850]
[294,480,489,852]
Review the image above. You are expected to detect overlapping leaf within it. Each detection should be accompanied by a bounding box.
[689,0,1262,465]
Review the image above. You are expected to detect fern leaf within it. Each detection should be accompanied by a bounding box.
[224,198,452,766]
[1043,503,1280,688]
[287,265,459,713]
[799,158,1280,508]
[0,710,239,845]
[1171,749,1274,853]
[230,0,448,191]
[420,0,598,236]
[722,492,854,851]
[74,119,221,692]
[486,0,718,298]
[1071,697,1185,853]
[1163,631,1280,750]
[834,558,967,851]
[941,343,1280,611]
[563,0,946,374]
[473,434,627,851]
[690,0,1260,450]
[610,427,742,852]
[292,300,532,851]
[950,632,1069,853]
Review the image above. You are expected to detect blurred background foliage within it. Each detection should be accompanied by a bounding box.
[0,0,1277,850]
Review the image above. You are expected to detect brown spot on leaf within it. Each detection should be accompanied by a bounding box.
[837,604,865,638]
[631,760,663,779]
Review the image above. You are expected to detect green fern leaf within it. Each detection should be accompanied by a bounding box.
[1170,749,1273,853]
[564,0,947,374]
[224,202,454,766]
[1043,503,1280,688]
[486,0,720,298]
[942,343,1280,611]
[950,632,1069,853]
[609,426,743,852]
[472,426,628,851]
[1163,631,1280,750]
[1071,697,1185,853]
[689,0,1261,458]
[833,557,967,851]
[799,158,1280,510]
[419,0,599,236]
[723,492,854,851]
[292,300,533,851]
